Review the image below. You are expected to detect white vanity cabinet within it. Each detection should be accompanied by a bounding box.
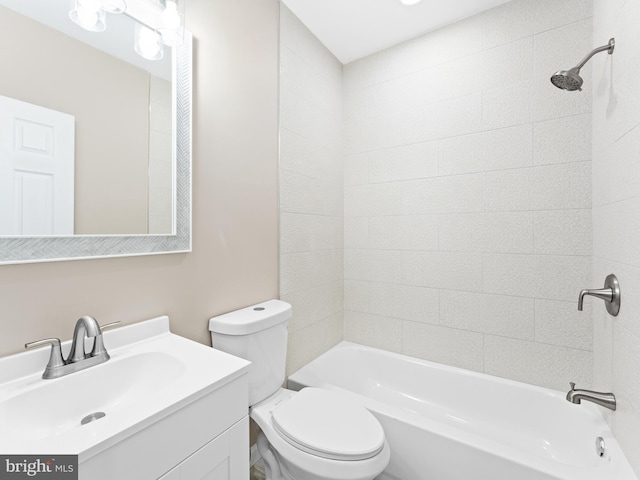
[80,375,249,480]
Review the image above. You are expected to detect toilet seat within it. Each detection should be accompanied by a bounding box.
[271,388,385,461]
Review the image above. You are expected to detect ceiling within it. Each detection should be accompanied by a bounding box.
[281,0,512,64]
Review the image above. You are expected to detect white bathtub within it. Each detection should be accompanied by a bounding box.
[288,342,637,480]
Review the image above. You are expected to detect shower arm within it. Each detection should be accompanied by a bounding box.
[574,38,615,70]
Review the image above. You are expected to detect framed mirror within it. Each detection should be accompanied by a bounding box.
[0,0,191,264]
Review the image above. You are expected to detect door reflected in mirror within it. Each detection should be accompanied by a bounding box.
[0,0,175,236]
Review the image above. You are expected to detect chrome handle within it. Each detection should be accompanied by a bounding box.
[25,338,66,374]
[578,288,613,307]
[90,321,121,357]
[99,321,122,331]
[578,274,620,316]
[25,338,61,350]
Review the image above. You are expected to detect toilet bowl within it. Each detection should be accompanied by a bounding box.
[209,300,390,480]
[251,388,390,480]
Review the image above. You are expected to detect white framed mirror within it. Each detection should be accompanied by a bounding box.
[0,0,191,264]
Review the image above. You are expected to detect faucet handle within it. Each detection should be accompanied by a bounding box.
[569,382,576,391]
[90,321,121,358]
[25,337,60,350]
[25,338,66,377]
[577,274,620,316]
[99,321,121,332]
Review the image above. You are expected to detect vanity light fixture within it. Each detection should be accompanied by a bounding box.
[69,0,107,32]
[100,0,127,14]
[399,0,423,5]
[159,0,181,46]
[134,22,164,60]
[69,0,184,61]
[162,1,180,29]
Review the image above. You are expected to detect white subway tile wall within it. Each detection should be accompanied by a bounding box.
[342,0,593,391]
[279,6,344,375]
[593,0,640,473]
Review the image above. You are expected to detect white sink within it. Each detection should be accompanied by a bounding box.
[0,316,250,462]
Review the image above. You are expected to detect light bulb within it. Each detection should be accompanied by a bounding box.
[78,7,98,26]
[79,0,102,12]
[162,1,180,30]
[135,23,163,61]
[99,0,126,14]
[69,0,106,31]
[159,0,183,46]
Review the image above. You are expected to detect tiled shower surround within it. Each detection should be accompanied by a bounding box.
[279,0,640,472]
[279,6,344,375]
[342,0,593,390]
[592,0,640,470]
[280,0,594,387]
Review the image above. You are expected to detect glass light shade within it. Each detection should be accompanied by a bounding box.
[159,0,184,47]
[69,0,106,32]
[162,1,180,29]
[134,23,164,61]
[79,0,102,11]
[399,0,422,4]
[99,0,126,13]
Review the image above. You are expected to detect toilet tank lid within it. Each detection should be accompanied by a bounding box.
[208,299,292,335]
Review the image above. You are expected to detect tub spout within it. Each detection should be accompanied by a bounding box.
[566,382,616,411]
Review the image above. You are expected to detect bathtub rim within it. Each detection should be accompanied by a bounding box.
[288,341,638,480]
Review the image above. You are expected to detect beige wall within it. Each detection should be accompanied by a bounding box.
[0,6,150,234]
[0,0,280,357]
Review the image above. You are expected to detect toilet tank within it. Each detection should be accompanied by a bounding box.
[209,300,291,406]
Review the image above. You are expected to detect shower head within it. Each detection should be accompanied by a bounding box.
[550,38,615,92]
[550,68,584,92]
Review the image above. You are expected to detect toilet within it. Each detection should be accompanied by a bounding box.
[209,300,390,480]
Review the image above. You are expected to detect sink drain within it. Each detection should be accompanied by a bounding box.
[596,436,606,457]
[81,412,106,425]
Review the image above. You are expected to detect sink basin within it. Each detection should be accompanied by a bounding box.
[0,351,185,441]
[0,316,250,460]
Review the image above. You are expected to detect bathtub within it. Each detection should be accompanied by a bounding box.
[287,342,637,480]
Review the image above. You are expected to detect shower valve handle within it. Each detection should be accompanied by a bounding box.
[577,274,620,316]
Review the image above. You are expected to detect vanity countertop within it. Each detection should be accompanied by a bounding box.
[0,316,250,461]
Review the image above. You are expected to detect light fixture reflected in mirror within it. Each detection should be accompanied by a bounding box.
[69,0,106,32]
[134,22,163,60]
[68,0,184,61]
[100,0,126,14]
[159,0,182,46]
[162,0,179,28]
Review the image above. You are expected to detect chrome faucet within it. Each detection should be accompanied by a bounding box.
[67,315,104,363]
[578,274,620,316]
[25,317,121,379]
[566,382,616,411]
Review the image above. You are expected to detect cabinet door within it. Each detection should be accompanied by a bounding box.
[178,417,249,480]
[158,468,180,480]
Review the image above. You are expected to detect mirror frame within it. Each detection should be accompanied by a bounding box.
[0,32,192,265]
